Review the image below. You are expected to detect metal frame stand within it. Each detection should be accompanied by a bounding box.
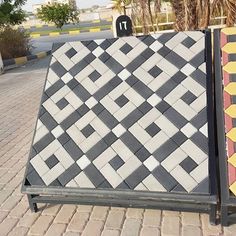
[23,30,218,225]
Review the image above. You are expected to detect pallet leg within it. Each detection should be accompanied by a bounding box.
[209,204,217,225]
[27,194,38,213]
[221,205,229,226]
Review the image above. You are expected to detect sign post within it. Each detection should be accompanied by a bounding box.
[115,15,133,37]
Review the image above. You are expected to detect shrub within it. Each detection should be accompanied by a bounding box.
[0,26,31,60]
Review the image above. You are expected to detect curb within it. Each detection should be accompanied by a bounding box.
[3,50,51,68]
[30,26,112,38]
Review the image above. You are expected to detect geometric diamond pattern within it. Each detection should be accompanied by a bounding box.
[25,32,210,194]
[221,27,236,196]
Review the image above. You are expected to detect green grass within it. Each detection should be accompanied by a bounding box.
[30,24,112,35]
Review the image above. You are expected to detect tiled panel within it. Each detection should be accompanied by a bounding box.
[25,32,210,194]
[221,27,236,196]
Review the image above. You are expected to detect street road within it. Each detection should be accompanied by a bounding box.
[27,20,111,32]
[31,30,113,54]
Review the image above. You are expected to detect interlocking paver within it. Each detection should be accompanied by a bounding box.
[121,218,141,236]
[54,205,77,224]
[81,220,104,236]
[45,223,67,236]
[7,226,29,236]
[90,206,109,221]
[29,215,54,235]
[0,217,18,236]
[140,227,160,236]
[161,216,180,236]
[66,212,90,232]
[0,56,233,236]
[105,210,125,229]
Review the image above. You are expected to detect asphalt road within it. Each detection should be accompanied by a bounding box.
[31,30,114,54]
[25,20,111,32]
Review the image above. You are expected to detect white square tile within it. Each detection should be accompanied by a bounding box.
[147,94,161,107]
[77,155,91,170]
[112,124,126,137]
[85,97,98,108]
[118,69,131,81]
[181,64,196,76]
[143,156,159,171]
[92,46,104,57]
[180,123,197,138]
[149,41,163,52]
[51,125,64,138]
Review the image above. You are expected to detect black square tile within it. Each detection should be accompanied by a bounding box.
[138,102,153,114]
[181,37,196,48]
[65,48,77,58]
[120,43,133,54]
[171,131,188,146]
[89,70,101,82]
[45,155,59,169]
[99,52,111,63]
[100,40,111,50]
[81,124,95,138]
[103,132,117,146]
[141,35,156,46]
[115,95,129,107]
[135,147,151,162]
[145,123,161,137]
[58,132,70,145]
[155,100,170,114]
[148,66,162,78]
[171,71,187,84]
[180,157,198,173]
[87,41,98,51]
[76,104,90,117]
[181,91,197,105]
[157,46,171,57]
[84,53,96,64]
[126,75,139,87]
[56,98,69,110]
[109,155,125,170]
[140,48,155,59]
[92,103,105,115]
[67,78,79,90]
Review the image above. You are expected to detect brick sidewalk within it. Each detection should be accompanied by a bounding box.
[0,58,235,235]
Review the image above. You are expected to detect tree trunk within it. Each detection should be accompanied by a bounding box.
[154,0,161,32]
[148,0,155,33]
[171,0,185,31]
[184,0,198,30]
[225,0,236,27]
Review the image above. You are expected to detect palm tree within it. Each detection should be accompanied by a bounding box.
[112,0,132,14]
[212,0,236,27]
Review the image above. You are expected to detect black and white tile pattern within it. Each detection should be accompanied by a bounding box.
[25,32,209,194]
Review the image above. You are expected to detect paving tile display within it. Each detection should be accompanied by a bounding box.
[24,32,211,195]
[220,27,236,196]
